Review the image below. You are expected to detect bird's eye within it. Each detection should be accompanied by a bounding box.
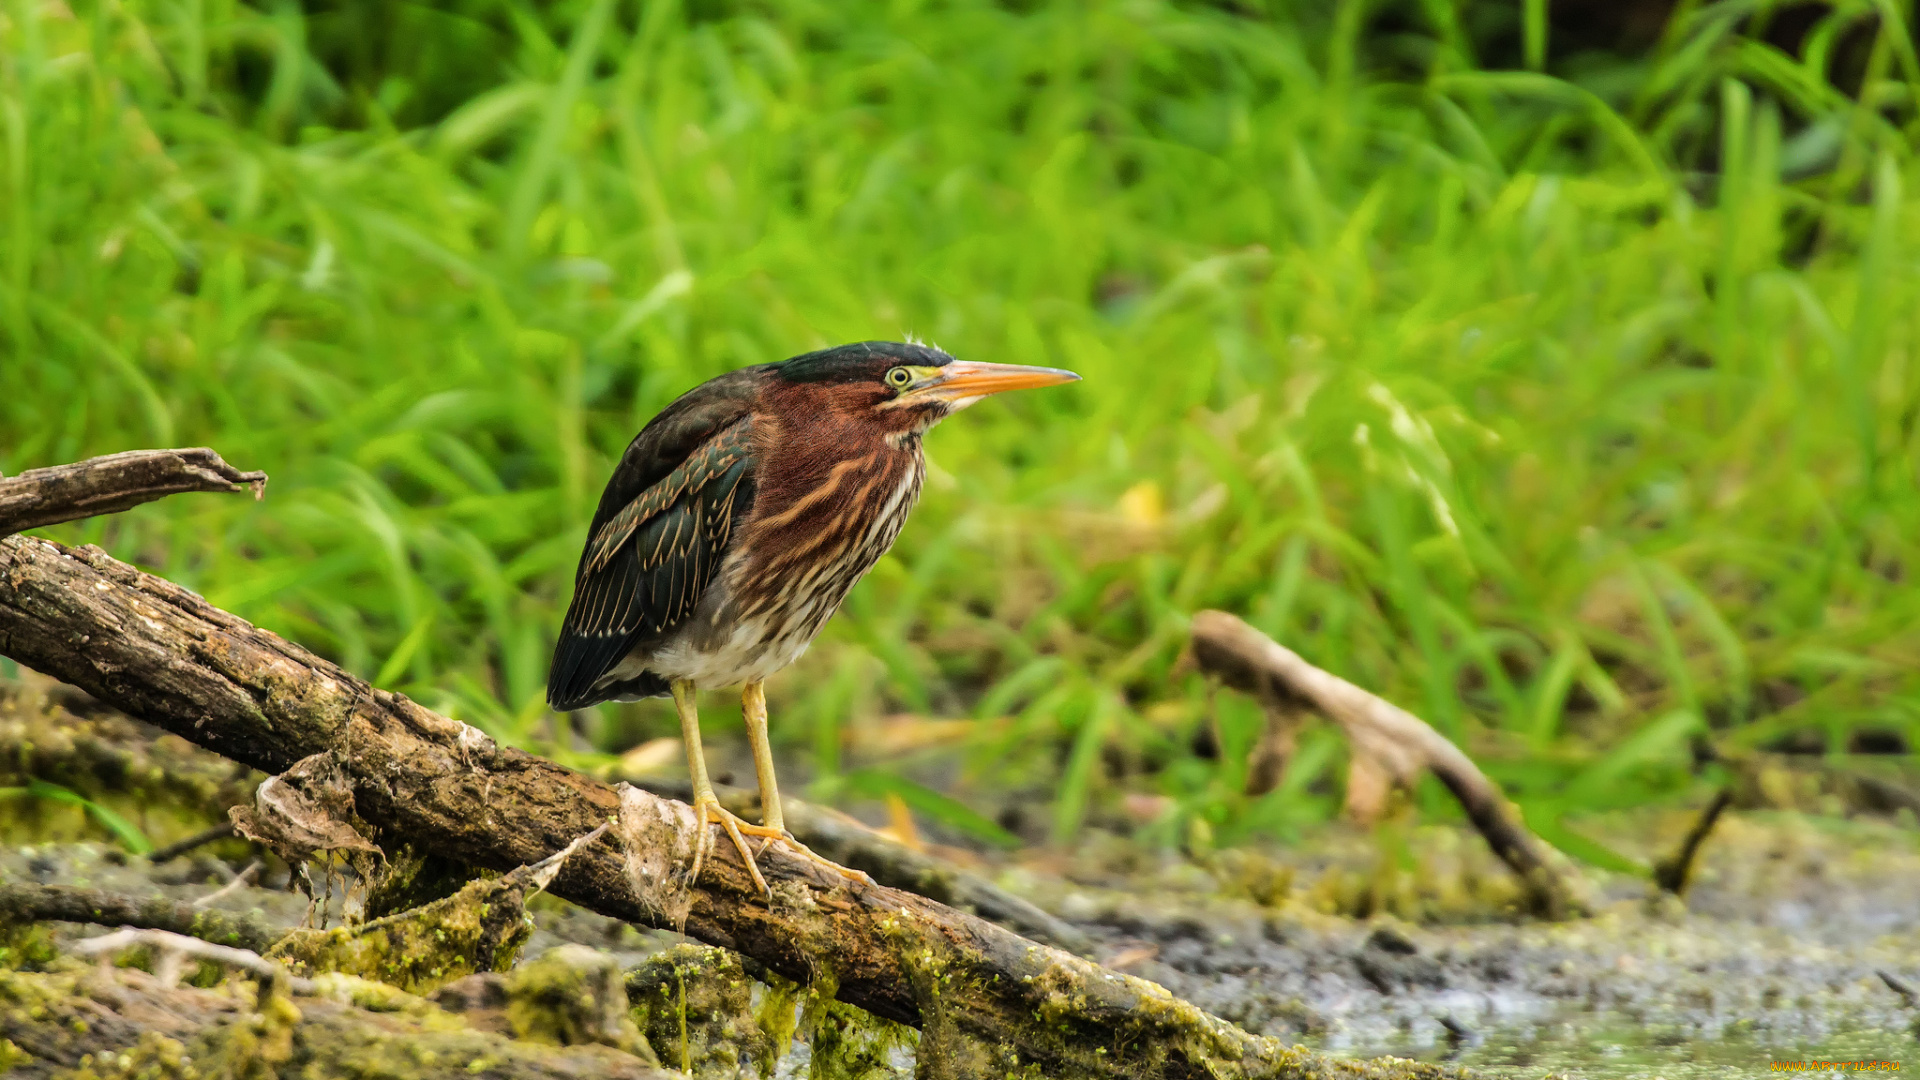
[885,367,913,389]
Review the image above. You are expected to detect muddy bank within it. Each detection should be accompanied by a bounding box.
[1022,815,1920,1068]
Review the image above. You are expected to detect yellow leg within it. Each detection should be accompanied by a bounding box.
[741,680,785,834]
[673,679,774,898]
[740,680,873,885]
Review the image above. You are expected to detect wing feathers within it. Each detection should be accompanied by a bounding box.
[547,418,755,710]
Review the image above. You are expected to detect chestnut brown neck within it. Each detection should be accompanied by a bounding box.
[729,378,927,624]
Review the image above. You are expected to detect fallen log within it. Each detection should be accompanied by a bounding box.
[0,454,1460,1080]
[0,678,263,820]
[1189,610,1586,919]
[0,882,281,952]
[0,447,265,536]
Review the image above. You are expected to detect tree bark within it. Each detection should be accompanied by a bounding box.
[0,533,1458,1080]
[0,448,266,536]
[1189,610,1585,919]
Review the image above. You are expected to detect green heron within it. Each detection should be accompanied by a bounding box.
[548,341,1078,893]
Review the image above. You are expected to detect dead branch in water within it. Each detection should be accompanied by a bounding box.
[0,447,265,536]
[0,451,1462,1080]
[1189,610,1587,919]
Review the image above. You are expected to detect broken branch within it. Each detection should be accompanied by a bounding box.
[1189,610,1586,918]
[0,447,266,536]
[74,927,315,993]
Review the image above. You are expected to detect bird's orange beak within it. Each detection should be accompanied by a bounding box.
[910,361,1081,408]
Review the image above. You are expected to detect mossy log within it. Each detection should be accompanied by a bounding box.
[624,943,796,1076]
[0,963,671,1080]
[0,679,261,821]
[0,457,1465,1079]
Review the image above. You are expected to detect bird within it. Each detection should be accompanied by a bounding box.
[547,341,1079,895]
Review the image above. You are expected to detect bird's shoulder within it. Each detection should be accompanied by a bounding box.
[582,416,753,577]
[589,365,772,535]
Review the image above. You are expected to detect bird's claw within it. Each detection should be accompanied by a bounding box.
[683,797,874,896]
[772,831,876,887]
[685,794,779,899]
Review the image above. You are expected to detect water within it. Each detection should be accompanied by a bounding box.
[1357,1018,1917,1079]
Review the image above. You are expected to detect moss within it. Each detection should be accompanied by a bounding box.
[627,943,790,1078]
[266,873,532,995]
[362,846,486,921]
[191,986,303,1080]
[0,963,681,1080]
[622,943,923,1080]
[871,908,999,1079]
[801,995,914,1080]
[308,972,447,1018]
[0,923,58,972]
[57,1030,198,1080]
[502,945,652,1062]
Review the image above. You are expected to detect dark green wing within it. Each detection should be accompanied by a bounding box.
[547,372,765,710]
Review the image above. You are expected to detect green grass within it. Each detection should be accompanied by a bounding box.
[3,0,1917,858]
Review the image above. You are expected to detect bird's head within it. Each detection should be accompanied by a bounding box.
[772,341,1079,438]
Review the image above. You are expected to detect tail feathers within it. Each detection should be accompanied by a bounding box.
[547,631,667,711]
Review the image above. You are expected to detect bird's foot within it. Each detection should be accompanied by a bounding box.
[682,796,876,896]
[685,793,783,899]
[756,831,875,887]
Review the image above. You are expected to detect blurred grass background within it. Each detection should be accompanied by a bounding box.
[2,0,1916,865]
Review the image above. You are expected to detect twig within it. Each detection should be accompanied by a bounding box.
[0,504,1462,1079]
[0,447,266,536]
[1189,610,1586,918]
[1877,969,1916,1008]
[1652,787,1733,896]
[0,881,281,951]
[73,927,314,994]
[193,859,263,908]
[149,821,238,863]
